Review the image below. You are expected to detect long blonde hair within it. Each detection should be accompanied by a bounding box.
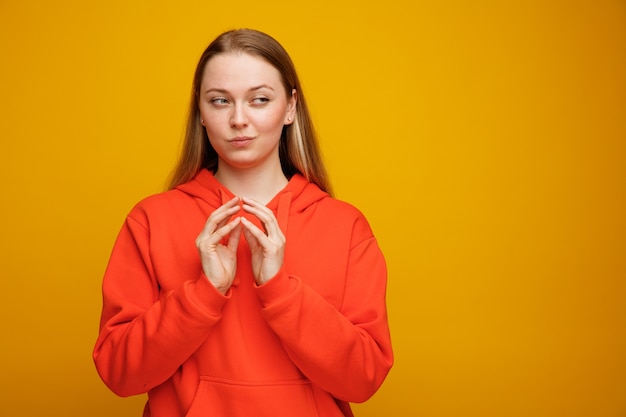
[168,29,332,195]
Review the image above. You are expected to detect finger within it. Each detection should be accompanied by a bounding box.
[212,216,242,244]
[213,197,241,223]
[226,221,242,251]
[198,197,241,239]
[211,196,241,221]
[240,196,269,214]
[241,198,283,240]
[213,204,241,231]
[240,216,268,248]
[198,216,242,248]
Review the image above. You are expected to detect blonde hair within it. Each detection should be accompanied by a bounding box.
[168,29,332,195]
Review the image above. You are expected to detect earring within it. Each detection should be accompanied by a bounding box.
[287,117,292,121]
[200,119,204,125]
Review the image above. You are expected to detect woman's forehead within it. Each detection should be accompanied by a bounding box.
[202,53,282,91]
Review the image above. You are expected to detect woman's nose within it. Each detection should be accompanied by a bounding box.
[230,105,248,128]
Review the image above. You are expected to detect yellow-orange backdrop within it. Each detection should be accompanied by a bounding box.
[1,1,625,416]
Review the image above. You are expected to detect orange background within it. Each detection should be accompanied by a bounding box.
[1,1,625,416]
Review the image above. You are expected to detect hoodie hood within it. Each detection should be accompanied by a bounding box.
[175,169,329,235]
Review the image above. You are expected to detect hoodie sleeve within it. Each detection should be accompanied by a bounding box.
[93,211,228,397]
[255,213,393,403]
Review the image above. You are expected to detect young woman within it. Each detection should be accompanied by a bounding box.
[94,29,393,417]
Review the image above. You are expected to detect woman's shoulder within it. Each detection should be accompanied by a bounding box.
[314,195,376,236]
[136,188,189,207]
[317,195,364,217]
[126,188,193,221]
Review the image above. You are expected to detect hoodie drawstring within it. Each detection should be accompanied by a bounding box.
[276,192,292,237]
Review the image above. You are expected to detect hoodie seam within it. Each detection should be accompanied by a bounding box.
[349,234,376,251]
[127,213,149,232]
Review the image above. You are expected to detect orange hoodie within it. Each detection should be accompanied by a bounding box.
[94,169,393,417]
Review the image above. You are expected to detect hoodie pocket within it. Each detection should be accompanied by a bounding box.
[185,376,320,417]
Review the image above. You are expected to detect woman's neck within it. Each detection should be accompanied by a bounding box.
[214,163,289,205]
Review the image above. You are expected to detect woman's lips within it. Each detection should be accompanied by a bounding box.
[229,136,254,148]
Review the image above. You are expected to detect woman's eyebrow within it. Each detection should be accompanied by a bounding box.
[250,84,274,92]
[203,87,228,95]
[203,84,275,95]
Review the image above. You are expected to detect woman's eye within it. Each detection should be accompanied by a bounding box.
[252,97,269,105]
[211,98,229,105]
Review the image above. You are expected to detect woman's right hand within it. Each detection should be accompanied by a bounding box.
[195,197,242,294]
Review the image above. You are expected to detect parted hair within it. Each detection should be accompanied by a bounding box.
[167,29,332,195]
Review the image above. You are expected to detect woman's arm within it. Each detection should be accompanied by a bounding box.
[93,214,229,397]
[255,215,393,402]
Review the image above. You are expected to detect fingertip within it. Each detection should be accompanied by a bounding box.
[232,217,243,229]
[226,196,241,207]
[241,224,254,239]
[241,196,258,205]
[240,217,255,232]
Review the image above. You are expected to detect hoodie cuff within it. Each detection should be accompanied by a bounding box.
[185,273,231,318]
[255,268,296,307]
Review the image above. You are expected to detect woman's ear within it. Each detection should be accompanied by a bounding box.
[285,89,297,125]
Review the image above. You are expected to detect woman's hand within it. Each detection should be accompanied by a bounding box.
[196,197,242,294]
[240,197,286,285]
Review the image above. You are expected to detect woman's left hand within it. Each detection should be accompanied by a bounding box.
[240,197,286,285]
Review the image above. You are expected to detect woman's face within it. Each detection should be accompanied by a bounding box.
[199,53,296,173]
